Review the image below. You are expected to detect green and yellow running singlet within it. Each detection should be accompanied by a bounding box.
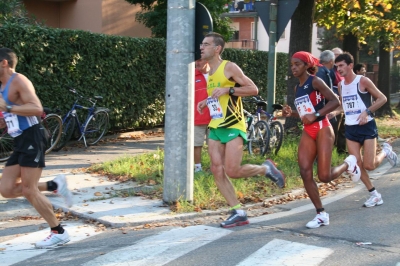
[207,60,246,133]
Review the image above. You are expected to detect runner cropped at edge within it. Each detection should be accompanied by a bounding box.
[197,32,285,228]
[0,48,72,248]
[336,52,398,208]
[194,59,211,173]
[282,51,362,229]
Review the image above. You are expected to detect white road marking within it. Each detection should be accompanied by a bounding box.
[0,222,102,266]
[237,238,333,266]
[83,225,232,266]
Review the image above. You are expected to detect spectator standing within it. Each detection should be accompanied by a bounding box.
[354,63,366,76]
[331,47,346,154]
[317,50,342,140]
[194,59,211,172]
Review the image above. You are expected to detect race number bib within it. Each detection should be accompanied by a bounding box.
[206,97,223,119]
[3,112,22,137]
[342,94,362,116]
[294,95,316,117]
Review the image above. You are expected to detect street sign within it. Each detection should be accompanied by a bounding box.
[255,0,299,42]
[195,2,213,60]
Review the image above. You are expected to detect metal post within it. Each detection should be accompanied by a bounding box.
[163,0,195,202]
[267,0,277,113]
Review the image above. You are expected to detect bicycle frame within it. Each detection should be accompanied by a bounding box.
[62,89,105,147]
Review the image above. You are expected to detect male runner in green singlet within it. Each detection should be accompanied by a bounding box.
[197,32,285,228]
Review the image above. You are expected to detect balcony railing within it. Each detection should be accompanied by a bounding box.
[225,40,257,50]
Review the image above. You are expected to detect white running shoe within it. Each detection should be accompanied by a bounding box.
[53,174,73,207]
[306,212,329,229]
[363,193,383,208]
[344,155,361,182]
[35,230,70,249]
[382,142,399,167]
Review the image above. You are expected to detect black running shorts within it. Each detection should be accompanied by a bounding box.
[6,124,46,168]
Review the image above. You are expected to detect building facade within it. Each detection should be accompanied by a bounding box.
[23,0,151,37]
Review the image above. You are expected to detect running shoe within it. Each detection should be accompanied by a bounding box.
[344,155,361,182]
[262,159,285,188]
[220,210,249,228]
[382,142,399,167]
[53,174,73,207]
[35,230,70,249]
[306,212,329,229]
[363,193,383,208]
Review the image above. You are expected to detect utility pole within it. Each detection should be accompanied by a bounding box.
[163,0,195,203]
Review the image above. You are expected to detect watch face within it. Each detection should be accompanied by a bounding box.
[229,88,235,95]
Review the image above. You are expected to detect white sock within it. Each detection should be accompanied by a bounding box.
[370,190,379,196]
[195,163,202,169]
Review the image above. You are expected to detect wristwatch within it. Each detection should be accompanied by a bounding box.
[6,105,12,113]
[229,87,235,96]
[366,108,374,117]
[315,112,320,117]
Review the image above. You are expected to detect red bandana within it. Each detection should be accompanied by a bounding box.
[292,51,322,67]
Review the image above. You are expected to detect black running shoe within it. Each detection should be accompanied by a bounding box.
[220,210,250,228]
[262,159,285,188]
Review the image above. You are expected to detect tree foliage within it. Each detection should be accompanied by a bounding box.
[0,0,39,25]
[315,0,400,116]
[315,0,400,50]
[124,0,233,40]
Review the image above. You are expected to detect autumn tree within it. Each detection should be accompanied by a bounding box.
[315,0,400,116]
[124,0,233,40]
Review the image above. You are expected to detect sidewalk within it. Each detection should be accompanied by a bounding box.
[1,131,399,228]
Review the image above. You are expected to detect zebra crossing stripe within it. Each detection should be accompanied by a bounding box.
[83,225,232,266]
[237,239,333,266]
[0,222,102,266]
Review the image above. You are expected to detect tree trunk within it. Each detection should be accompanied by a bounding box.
[342,33,359,64]
[285,0,315,130]
[375,41,393,117]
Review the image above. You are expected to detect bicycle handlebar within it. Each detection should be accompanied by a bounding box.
[67,86,103,106]
[243,96,283,111]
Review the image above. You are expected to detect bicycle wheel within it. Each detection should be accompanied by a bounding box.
[53,116,76,151]
[247,120,270,156]
[83,110,109,145]
[0,127,14,162]
[265,121,284,156]
[41,114,63,154]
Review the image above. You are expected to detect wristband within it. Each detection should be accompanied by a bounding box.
[6,105,12,113]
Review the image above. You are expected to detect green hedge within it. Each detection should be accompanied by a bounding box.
[0,23,288,131]
[223,49,288,108]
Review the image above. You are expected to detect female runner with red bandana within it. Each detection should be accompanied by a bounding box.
[282,51,362,229]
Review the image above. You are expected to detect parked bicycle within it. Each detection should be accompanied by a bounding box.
[0,108,63,162]
[53,87,110,151]
[243,108,270,156]
[243,96,284,155]
[41,107,63,154]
